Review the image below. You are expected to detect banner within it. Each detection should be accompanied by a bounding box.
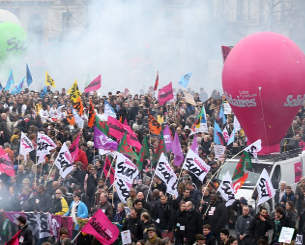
[37,132,56,164]
[155,153,178,197]
[55,143,73,178]
[115,153,139,183]
[82,210,119,245]
[214,145,226,159]
[94,126,118,151]
[20,132,34,160]
[217,172,235,207]
[5,212,73,240]
[295,162,302,183]
[255,168,275,206]
[158,82,174,105]
[84,74,101,93]
[114,177,132,203]
[182,149,210,182]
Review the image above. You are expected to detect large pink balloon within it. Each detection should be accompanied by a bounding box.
[222,32,305,155]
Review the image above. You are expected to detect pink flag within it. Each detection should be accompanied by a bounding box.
[163,125,173,152]
[191,135,199,154]
[108,116,141,151]
[294,162,302,183]
[172,132,184,166]
[0,147,14,176]
[158,82,174,106]
[69,133,80,162]
[84,75,101,93]
[82,209,119,245]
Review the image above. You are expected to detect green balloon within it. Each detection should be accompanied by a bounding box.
[0,21,26,61]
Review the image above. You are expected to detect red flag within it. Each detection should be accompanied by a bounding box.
[5,230,21,245]
[154,71,159,91]
[69,133,80,162]
[233,172,248,193]
[81,209,119,245]
[84,75,101,93]
[103,156,114,184]
[148,114,161,135]
[158,82,174,105]
[221,46,233,62]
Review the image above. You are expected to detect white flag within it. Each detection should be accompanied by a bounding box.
[233,116,241,131]
[155,153,178,197]
[104,101,116,119]
[255,168,275,206]
[182,149,210,182]
[217,172,236,207]
[72,109,84,129]
[37,132,56,164]
[54,143,73,178]
[20,132,34,160]
[115,153,139,183]
[114,177,132,203]
[244,139,262,159]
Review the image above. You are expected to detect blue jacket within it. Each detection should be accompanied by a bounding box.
[64,201,88,230]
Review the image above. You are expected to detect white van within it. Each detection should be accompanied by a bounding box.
[217,150,305,208]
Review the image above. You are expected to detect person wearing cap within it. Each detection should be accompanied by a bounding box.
[144,226,166,245]
[16,215,33,245]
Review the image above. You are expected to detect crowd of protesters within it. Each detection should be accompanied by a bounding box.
[0,86,305,245]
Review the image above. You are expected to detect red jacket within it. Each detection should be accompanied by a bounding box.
[75,149,88,170]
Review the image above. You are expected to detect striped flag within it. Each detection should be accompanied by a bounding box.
[84,74,101,93]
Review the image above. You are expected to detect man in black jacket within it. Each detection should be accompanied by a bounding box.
[185,201,202,245]
[16,216,33,245]
[122,208,142,242]
[247,206,272,243]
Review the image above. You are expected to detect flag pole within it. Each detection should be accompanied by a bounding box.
[145,165,158,203]
[104,155,116,187]
[45,160,56,187]
[71,230,82,244]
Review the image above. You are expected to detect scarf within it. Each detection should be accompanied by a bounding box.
[71,201,80,224]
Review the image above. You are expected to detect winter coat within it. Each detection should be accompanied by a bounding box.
[152,201,173,230]
[122,217,142,242]
[51,197,69,215]
[18,224,33,245]
[185,209,202,240]
[204,200,228,235]
[64,201,88,230]
[235,214,253,237]
[247,214,272,243]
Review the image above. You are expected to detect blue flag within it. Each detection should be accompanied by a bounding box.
[218,105,227,125]
[178,72,192,88]
[11,77,25,95]
[4,70,14,91]
[214,121,223,145]
[40,86,48,98]
[26,64,32,87]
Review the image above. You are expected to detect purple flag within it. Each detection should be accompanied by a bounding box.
[163,125,173,152]
[172,132,184,166]
[94,126,118,151]
[191,135,199,154]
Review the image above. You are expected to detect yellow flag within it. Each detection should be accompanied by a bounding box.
[45,72,56,88]
[68,80,81,103]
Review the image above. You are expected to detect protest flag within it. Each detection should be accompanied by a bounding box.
[172,132,184,166]
[244,139,262,159]
[104,101,116,118]
[233,172,248,193]
[45,72,55,88]
[0,147,15,177]
[94,126,118,151]
[148,114,161,135]
[54,143,73,178]
[103,156,115,184]
[81,210,119,245]
[0,82,2,92]
[232,151,252,181]
[178,72,192,88]
[191,135,198,154]
[118,132,138,159]
[154,71,159,91]
[255,169,275,206]
[95,116,109,136]
[5,230,21,245]
[19,132,34,160]
[69,133,80,162]
[158,82,174,105]
[88,100,96,128]
[152,133,166,165]
[84,74,101,93]
[136,135,150,171]
[221,45,233,62]
[68,80,81,103]
[36,132,57,164]
[214,121,224,145]
[218,105,227,125]
[191,104,208,134]
[26,64,32,87]
[163,125,173,152]
[40,86,48,98]
[227,128,235,145]
[72,96,84,116]
[11,77,25,95]
[4,70,14,91]
[218,172,236,207]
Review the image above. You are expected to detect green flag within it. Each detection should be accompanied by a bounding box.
[232,151,252,181]
[118,132,138,159]
[95,116,109,136]
[152,133,166,165]
[136,136,150,171]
